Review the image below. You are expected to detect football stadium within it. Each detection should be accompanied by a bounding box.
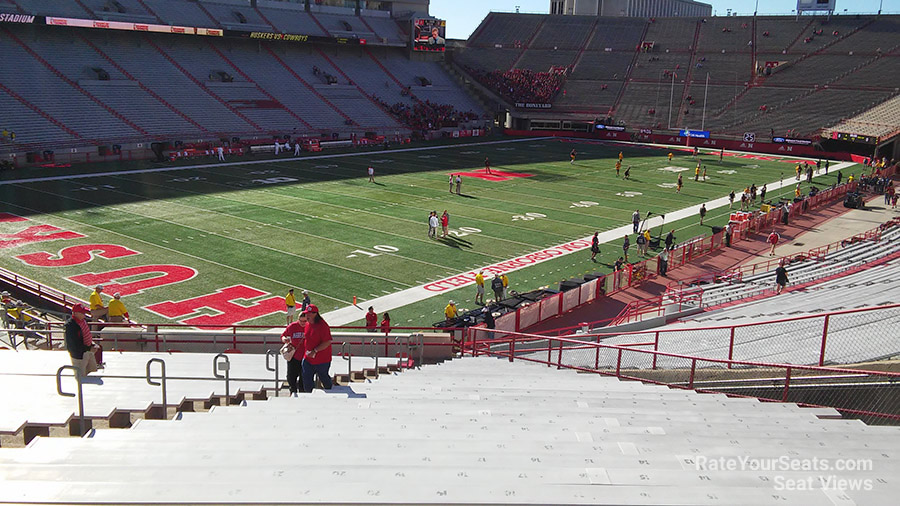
[1,0,899,503]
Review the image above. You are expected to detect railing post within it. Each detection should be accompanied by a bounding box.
[213,353,230,398]
[509,336,515,362]
[232,326,237,350]
[819,314,830,366]
[688,359,696,388]
[556,340,563,370]
[782,366,792,402]
[615,348,622,377]
[341,342,352,379]
[652,331,659,370]
[265,350,280,396]
[727,327,736,369]
[56,365,86,436]
[547,338,552,367]
[145,358,168,409]
[594,335,600,370]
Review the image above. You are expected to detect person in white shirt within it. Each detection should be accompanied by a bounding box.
[455,174,462,194]
[274,141,281,155]
[294,142,301,156]
[368,166,375,183]
[217,146,225,161]
[428,211,439,239]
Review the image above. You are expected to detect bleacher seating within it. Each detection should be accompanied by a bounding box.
[0,356,895,504]
[0,349,399,444]
[824,94,900,139]
[466,12,545,48]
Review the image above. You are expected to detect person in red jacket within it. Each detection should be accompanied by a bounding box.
[281,313,307,395]
[365,306,378,332]
[767,231,780,256]
[301,304,332,392]
[440,210,449,238]
[380,312,391,334]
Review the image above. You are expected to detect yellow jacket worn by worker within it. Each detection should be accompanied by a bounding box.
[108,298,128,319]
[444,302,458,319]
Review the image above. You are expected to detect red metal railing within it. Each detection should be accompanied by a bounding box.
[465,309,900,421]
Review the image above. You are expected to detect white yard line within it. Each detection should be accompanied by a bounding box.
[323,161,857,325]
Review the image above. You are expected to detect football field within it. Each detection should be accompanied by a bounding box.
[0,136,851,328]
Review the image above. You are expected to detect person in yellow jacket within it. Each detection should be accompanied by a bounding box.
[284,288,296,325]
[89,285,108,321]
[500,273,509,299]
[107,293,129,322]
[474,271,485,305]
[444,300,458,320]
[667,152,673,161]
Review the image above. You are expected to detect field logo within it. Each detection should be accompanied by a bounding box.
[68,265,197,296]
[455,171,534,182]
[658,166,690,173]
[1,218,86,249]
[145,285,284,328]
[16,244,140,267]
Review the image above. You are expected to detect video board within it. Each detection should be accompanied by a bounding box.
[412,18,445,52]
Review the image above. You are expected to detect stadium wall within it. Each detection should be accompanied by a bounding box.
[504,128,858,161]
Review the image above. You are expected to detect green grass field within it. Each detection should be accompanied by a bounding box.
[0,136,850,328]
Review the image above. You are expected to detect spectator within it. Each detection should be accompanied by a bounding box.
[365,306,378,332]
[300,290,311,312]
[622,235,630,262]
[482,307,495,340]
[658,248,669,276]
[774,260,789,294]
[281,312,307,396]
[65,304,100,377]
[380,312,391,334]
[300,304,332,392]
[107,293,129,322]
[590,232,600,262]
[665,230,675,250]
[767,230,780,256]
[441,210,449,238]
[89,285,108,322]
[475,270,486,304]
[501,273,509,298]
[699,203,707,225]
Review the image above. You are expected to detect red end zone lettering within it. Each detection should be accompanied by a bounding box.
[0,225,86,249]
[144,285,285,328]
[0,213,28,223]
[16,244,140,267]
[68,265,196,296]
[453,171,534,182]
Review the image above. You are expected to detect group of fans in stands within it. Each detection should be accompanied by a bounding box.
[466,66,570,104]
[375,98,479,136]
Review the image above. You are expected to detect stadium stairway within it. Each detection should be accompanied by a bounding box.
[0,350,400,447]
[0,356,897,504]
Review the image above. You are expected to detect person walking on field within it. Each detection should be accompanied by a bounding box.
[694,163,700,181]
[767,230,780,256]
[676,174,683,193]
[774,260,789,294]
[699,203,707,225]
[449,174,454,193]
[590,232,600,262]
[668,152,673,161]
[760,184,767,204]
[622,234,631,263]
[428,211,439,239]
[368,166,375,183]
[729,190,735,209]
[702,166,708,181]
[455,174,462,195]
[484,157,491,174]
[636,230,647,256]
[500,273,509,298]
[570,149,577,164]
[474,270,485,305]
[632,209,640,234]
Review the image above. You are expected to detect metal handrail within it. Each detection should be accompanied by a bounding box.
[341,342,352,379]
[145,358,167,410]
[369,339,379,375]
[264,350,279,397]
[56,365,87,436]
[213,353,230,397]
[393,336,409,368]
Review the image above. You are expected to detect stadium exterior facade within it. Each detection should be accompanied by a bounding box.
[551,0,712,17]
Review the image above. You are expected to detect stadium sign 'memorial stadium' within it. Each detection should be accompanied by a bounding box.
[0,13,36,24]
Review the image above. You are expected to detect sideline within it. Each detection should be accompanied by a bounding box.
[323,160,857,325]
[0,137,550,186]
